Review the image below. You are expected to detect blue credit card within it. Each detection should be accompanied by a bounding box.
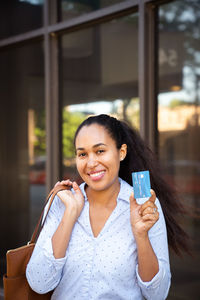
[132,170,151,198]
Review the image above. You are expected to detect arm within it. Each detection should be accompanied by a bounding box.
[135,233,159,282]
[51,207,77,258]
[52,182,84,258]
[26,181,84,294]
[130,191,171,300]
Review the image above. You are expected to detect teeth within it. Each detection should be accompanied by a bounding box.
[90,171,104,178]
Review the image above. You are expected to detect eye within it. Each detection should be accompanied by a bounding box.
[97,149,105,154]
[77,152,86,157]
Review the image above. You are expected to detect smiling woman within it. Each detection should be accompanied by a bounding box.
[75,123,127,193]
[26,114,190,300]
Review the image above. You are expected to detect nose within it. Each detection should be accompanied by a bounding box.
[87,154,98,168]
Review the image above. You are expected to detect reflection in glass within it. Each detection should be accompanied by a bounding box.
[0,42,44,283]
[58,0,125,23]
[60,14,139,181]
[28,108,46,232]
[158,1,200,299]
[0,0,44,39]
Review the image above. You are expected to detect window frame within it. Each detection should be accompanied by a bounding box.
[0,0,173,190]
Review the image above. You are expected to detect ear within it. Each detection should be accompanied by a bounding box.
[119,144,127,161]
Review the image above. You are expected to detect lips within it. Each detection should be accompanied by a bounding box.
[89,170,105,181]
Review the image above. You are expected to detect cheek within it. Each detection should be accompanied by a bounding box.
[114,154,121,172]
[105,152,121,171]
[76,159,84,174]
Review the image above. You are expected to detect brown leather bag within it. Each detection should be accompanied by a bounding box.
[3,184,70,300]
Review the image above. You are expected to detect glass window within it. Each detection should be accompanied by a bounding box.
[60,13,139,181]
[57,0,127,23]
[158,1,200,299]
[0,0,44,39]
[0,41,45,282]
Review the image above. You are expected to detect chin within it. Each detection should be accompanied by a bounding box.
[89,181,113,192]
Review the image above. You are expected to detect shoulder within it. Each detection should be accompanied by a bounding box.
[118,178,133,202]
[119,178,132,191]
[78,182,87,199]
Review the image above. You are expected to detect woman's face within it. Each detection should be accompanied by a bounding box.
[75,124,127,192]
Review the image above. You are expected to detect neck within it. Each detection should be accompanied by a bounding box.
[86,180,120,208]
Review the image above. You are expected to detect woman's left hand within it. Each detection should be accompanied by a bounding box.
[130,189,159,238]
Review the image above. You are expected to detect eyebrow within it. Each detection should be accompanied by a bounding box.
[76,143,107,152]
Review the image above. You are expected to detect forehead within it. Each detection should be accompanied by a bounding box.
[75,124,114,147]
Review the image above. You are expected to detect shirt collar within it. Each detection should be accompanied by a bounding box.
[79,177,132,204]
[118,178,132,203]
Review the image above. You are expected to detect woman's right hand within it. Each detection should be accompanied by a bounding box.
[56,180,85,221]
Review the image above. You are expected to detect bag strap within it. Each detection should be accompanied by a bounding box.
[30,184,71,244]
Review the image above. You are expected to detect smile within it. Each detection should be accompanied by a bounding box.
[89,171,105,179]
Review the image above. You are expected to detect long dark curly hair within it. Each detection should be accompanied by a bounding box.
[74,114,190,255]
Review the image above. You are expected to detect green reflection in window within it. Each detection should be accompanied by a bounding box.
[63,110,85,160]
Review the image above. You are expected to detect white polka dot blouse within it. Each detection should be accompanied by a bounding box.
[26,178,171,300]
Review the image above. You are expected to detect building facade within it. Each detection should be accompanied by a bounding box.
[0,0,200,298]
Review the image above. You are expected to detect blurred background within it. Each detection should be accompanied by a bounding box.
[0,0,200,299]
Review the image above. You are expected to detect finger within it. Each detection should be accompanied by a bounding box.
[54,181,61,187]
[129,192,137,208]
[57,190,67,203]
[141,206,156,216]
[140,200,155,213]
[140,189,156,212]
[61,179,73,186]
[72,182,83,196]
[140,203,158,216]
[142,211,159,222]
[149,189,156,203]
[57,189,72,197]
[130,192,142,215]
